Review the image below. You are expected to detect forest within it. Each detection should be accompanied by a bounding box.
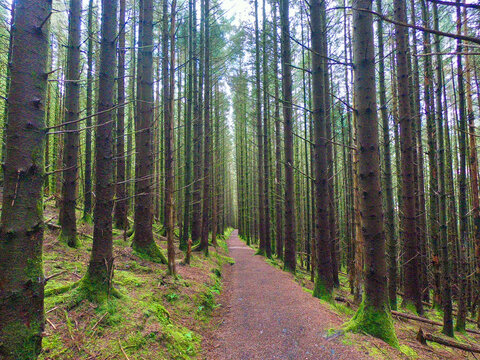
[0,0,480,358]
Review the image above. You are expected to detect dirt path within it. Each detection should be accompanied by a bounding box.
[205,230,370,360]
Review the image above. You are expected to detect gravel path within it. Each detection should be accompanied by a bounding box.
[206,230,370,360]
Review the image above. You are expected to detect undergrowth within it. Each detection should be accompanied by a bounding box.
[40,219,233,360]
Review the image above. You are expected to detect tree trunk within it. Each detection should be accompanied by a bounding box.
[311,0,333,299]
[164,0,177,275]
[132,0,166,262]
[280,0,296,273]
[394,0,423,315]
[59,0,82,248]
[346,0,397,346]
[0,0,51,357]
[273,2,283,260]
[114,0,128,230]
[83,0,94,221]
[86,0,118,298]
[455,0,468,331]
[199,0,211,254]
[376,0,396,311]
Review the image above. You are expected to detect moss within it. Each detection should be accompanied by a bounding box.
[343,299,399,348]
[312,276,333,302]
[401,299,419,315]
[80,213,93,225]
[40,333,69,358]
[58,229,79,248]
[132,241,167,264]
[115,271,146,288]
[399,344,417,358]
[46,273,121,306]
[0,320,43,360]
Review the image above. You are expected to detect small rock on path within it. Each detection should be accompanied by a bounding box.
[206,230,370,360]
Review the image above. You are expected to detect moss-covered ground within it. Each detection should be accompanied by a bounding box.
[39,202,233,360]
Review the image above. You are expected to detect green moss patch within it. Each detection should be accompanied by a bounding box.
[343,300,399,348]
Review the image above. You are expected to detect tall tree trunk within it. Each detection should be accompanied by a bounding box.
[59,0,82,248]
[262,0,271,258]
[126,0,136,214]
[455,0,468,331]
[432,3,453,336]
[311,0,333,299]
[85,0,118,300]
[164,0,177,275]
[191,0,203,244]
[254,0,266,254]
[280,0,296,273]
[114,0,128,229]
[394,0,423,315]
[199,0,211,254]
[376,0,396,310]
[273,2,283,259]
[0,0,51,357]
[181,0,195,251]
[83,0,94,220]
[345,0,398,346]
[132,0,166,262]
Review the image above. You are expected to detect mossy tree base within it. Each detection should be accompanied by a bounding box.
[132,241,167,264]
[344,300,399,348]
[80,213,93,225]
[58,229,79,248]
[312,276,333,302]
[45,273,121,307]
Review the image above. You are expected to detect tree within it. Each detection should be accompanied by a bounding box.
[254,0,266,255]
[310,0,334,299]
[376,0,397,310]
[132,0,166,263]
[83,0,119,301]
[280,0,296,273]
[59,0,82,248]
[83,0,95,221]
[344,0,398,347]
[272,1,283,260]
[164,0,177,274]
[199,0,212,255]
[394,0,423,315]
[114,0,128,230]
[0,0,52,357]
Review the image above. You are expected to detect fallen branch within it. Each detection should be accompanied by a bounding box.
[44,270,67,283]
[118,340,131,360]
[392,311,480,336]
[417,328,480,353]
[46,222,93,239]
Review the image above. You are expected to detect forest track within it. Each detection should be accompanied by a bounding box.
[205,230,370,360]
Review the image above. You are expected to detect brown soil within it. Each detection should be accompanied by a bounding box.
[204,230,370,360]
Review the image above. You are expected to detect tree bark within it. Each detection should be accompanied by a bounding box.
[394,0,423,315]
[280,0,296,273]
[346,0,397,346]
[311,0,334,298]
[0,0,51,357]
[86,0,118,296]
[114,0,128,230]
[59,0,82,248]
[132,0,166,262]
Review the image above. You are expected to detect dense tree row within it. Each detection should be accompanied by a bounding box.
[232,0,480,346]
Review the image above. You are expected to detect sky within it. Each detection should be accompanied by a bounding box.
[220,0,251,27]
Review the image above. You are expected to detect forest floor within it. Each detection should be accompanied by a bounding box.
[39,200,234,359]
[203,230,480,360]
